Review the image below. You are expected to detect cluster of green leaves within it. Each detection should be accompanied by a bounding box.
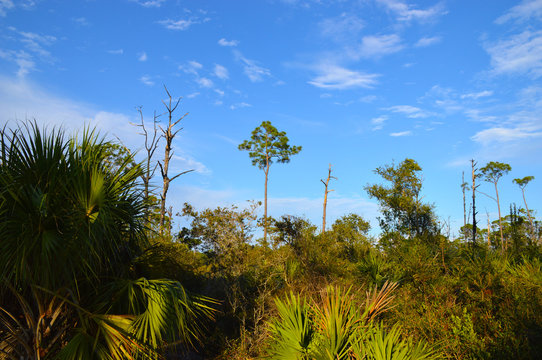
[267,283,439,360]
[0,123,215,359]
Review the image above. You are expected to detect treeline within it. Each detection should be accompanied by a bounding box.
[1,90,541,360]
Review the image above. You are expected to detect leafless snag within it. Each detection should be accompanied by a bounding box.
[131,107,162,224]
[320,164,337,235]
[471,160,479,251]
[157,86,194,237]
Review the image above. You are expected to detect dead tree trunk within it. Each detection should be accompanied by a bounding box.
[320,164,336,235]
[158,86,194,237]
[471,160,478,250]
[133,107,162,225]
[461,171,469,241]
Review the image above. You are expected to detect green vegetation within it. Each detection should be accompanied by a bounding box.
[1,118,541,359]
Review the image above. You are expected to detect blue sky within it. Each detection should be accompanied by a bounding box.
[1,0,542,236]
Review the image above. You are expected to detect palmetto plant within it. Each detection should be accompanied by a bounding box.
[267,281,439,360]
[0,123,215,359]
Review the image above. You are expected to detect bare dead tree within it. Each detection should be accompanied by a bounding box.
[471,160,479,250]
[132,107,162,224]
[158,86,194,236]
[320,164,337,235]
[461,171,469,231]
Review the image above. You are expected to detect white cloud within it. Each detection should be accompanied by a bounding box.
[133,0,166,7]
[171,153,210,175]
[233,50,271,82]
[0,0,14,17]
[179,61,202,75]
[107,49,124,55]
[485,30,542,78]
[138,52,147,62]
[472,126,542,145]
[0,49,35,77]
[72,17,90,26]
[139,75,154,86]
[0,76,142,148]
[214,64,229,79]
[376,0,446,22]
[495,0,542,24]
[186,92,200,98]
[218,38,239,47]
[158,18,195,30]
[230,102,252,110]
[386,105,432,118]
[308,64,379,90]
[355,34,404,59]
[390,130,412,137]
[196,77,213,88]
[360,95,377,103]
[460,90,493,100]
[319,13,364,41]
[415,36,441,47]
[7,27,56,61]
[371,115,388,130]
[214,89,225,96]
[188,60,202,69]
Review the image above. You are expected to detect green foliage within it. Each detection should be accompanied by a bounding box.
[513,176,535,189]
[238,120,302,170]
[267,283,439,360]
[268,292,314,359]
[365,158,439,246]
[479,161,512,185]
[0,123,215,359]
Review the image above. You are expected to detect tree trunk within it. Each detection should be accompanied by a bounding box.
[263,162,269,246]
[487,213,491,250]
[521,188,536,242]
[495,182,504,252]
[321,164,335,236]
[471,160,477,249]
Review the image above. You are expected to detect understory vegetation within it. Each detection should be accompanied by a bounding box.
[1,119,541,359]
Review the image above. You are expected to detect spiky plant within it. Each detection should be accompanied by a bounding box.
[266,282,439,360]
[267,292,314,359]
[0,123,215,359]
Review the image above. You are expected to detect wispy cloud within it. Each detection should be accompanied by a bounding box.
[8,27,56,60]
[138,52,147,61]
[495,0,542,24]
[233,50,271,82]
[472,126,542,145]
[196,77,214,88]
[371,115,388,130]
[390,130,412,137]
[354,34,404,59]
[386,105,432,118]
[139,75,154,86]
[107,49,124,55]
[376,0,446,23]
[179,60,202,75]
[131,0,166,8]
[230,102,252,110]
[0,49,35,77]
[485,30,542,78]
[319,13,364,41]
[158,18,195,30]
[72,17,90,26]
[415,36,441,47]
[0,0,14,17]
[460,90,493,99]
[214,64,229,79]
[308,64,379,90]
[218,38,239,47]
[171,153,210,175]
